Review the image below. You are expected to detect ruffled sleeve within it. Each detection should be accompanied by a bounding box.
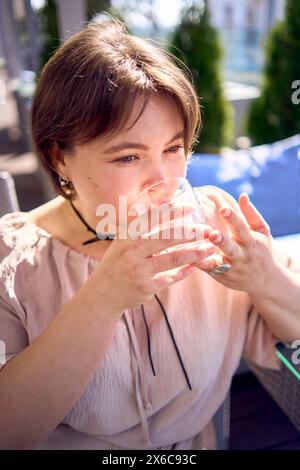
[242,306,281,370]
[0,213,30,370]
[0,294,28,371]
[243,235,300,370]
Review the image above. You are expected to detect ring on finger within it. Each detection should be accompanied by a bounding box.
[210,263,232,275]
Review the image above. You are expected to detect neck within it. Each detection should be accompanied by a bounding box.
[69,199,98,229]
[68,198,115,244]
[70,200,97,235]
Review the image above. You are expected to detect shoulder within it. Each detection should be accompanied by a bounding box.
[0,211,52,285]
[193,185,242,233]
[194,185,241,213]
[0,196,67,261]
[0,211,45,256]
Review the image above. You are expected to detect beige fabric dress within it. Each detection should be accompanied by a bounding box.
[0,211,282,450]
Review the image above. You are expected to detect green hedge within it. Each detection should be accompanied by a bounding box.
[247,0,300,145]
[169,2,233,154]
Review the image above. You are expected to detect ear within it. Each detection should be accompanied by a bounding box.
[52,142,70,178]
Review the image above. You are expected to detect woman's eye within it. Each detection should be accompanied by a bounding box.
[114,145,184,164]
[167,145,184,153]
[115,155,137,164]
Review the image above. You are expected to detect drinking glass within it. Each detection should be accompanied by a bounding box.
[129,177,207,242]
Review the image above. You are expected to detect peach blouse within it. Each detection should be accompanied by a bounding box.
[0,211,282,450]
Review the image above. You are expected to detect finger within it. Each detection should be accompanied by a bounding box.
[152,238,215,255]
[208,230,243,260]
[195,253,224,271]
[208,191,248,226]
[153,264,197,288]
[126,201,199,234]
[138,222,212,257]
[239,193,270,236]
[140,218,210,239]
[117,203,211,241]
[218,207,252,246]
[148,242,217,273]
[205,191,225,210]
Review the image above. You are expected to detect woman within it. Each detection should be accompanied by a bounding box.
[0,18,299,450]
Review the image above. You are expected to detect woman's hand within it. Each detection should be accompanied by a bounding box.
[193,186,300,341]
[198,189,279,295]
[94,205,217,312]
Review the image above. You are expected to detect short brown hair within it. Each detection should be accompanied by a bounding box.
[31,17,201,199]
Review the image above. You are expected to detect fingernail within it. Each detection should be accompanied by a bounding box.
[243,193,250,202]
[220,208,231,217]
[211,233,223,244]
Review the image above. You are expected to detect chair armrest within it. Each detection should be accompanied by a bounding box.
[246,358,300,432]
[0,171,19,215]
[213,393,231,449]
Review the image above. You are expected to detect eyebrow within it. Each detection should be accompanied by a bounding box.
[103,130,185,154]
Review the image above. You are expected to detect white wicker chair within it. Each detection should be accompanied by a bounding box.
[247,359,300,432]
[213,393,231,449]
[245,235,300,434]
[0,171,19,216]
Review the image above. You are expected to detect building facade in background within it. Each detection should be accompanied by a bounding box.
[209,0,284,32]
[208,0,285,85]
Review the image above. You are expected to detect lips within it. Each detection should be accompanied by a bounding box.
[155,200,169,205]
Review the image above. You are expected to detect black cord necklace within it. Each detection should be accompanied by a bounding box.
[141,296,193,391]
[70,201,192,390]
[69,200,115,245]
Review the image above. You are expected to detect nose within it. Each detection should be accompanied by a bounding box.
[142,165,169,192]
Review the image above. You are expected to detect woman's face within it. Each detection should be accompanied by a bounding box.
[58,93,188,224]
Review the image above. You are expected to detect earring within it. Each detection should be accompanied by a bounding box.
[59,175,69,186]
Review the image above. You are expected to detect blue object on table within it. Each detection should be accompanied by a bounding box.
[187,134,300,237]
